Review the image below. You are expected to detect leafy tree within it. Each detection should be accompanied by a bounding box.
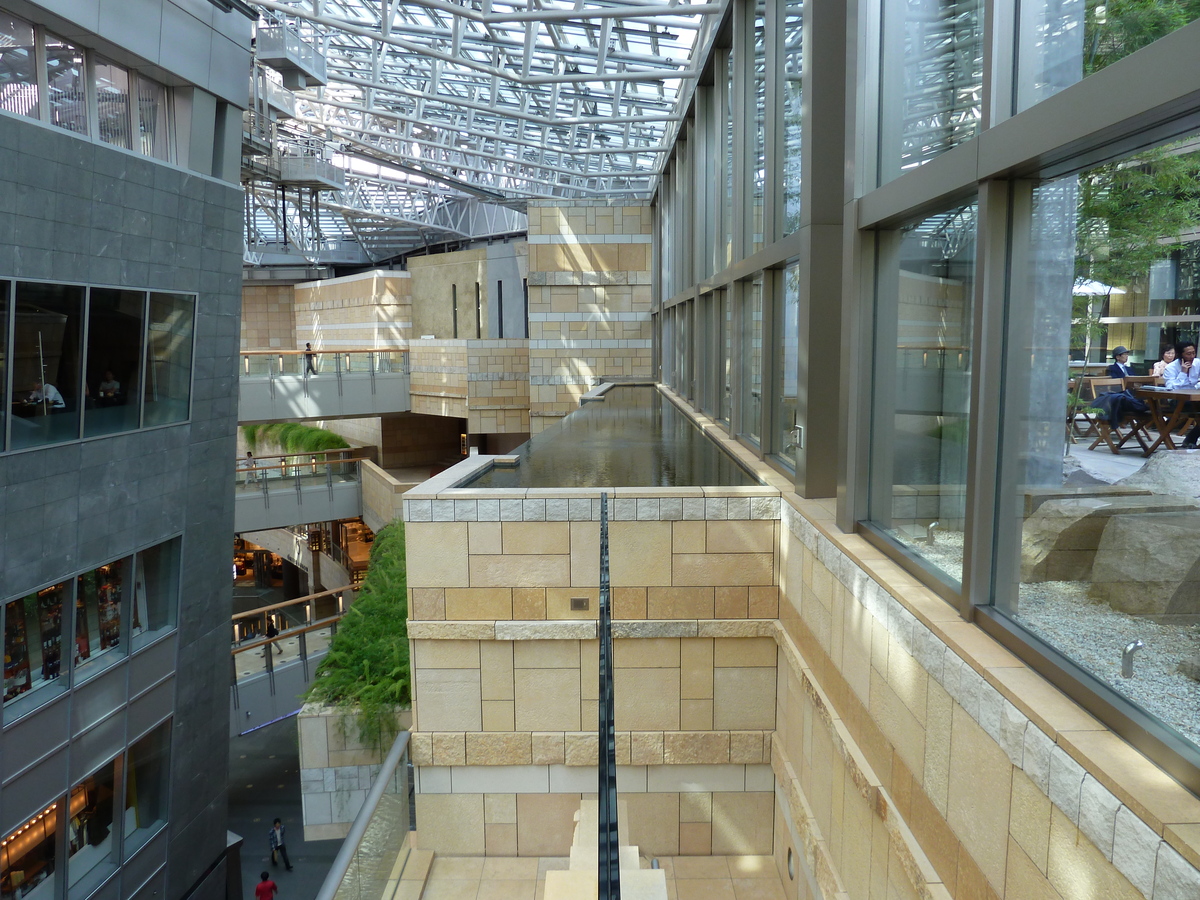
[305,521,409,748]
[1084,0,1200,76]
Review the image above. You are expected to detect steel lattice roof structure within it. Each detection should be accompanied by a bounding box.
[244,0,725,263]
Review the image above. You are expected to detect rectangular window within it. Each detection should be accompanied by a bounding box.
[2,804,58,900]
[143,292,194,427]
[740,276,764,443]
[137,76,170,161]
[45,34,87,135]
[496,280,504,339]
[94,58,132,150]
[772,263,801,465]
[781,1,803,235]
[123,722,171,856]
[3,581,68,714]
[451,284,458,338]
[0,279,8,450]
[723,49,734,269]
[0,13,38,119]
[868,202,977,585]
[995,139,1200,756]
[719,288,731,425]
[85,289,144,437]
[132,538,180,650]
[68,760,118,896]
[10,282,85,450]
[475,282,482,339]
[74,559,130,680]
[750,2,767,255]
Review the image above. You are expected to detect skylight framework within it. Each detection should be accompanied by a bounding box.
[246,0,723,259]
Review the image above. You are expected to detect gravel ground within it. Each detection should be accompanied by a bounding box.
[1016,582,1200,748]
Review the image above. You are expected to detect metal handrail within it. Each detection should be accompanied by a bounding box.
[314,730,412,900]
[232,585,353,621]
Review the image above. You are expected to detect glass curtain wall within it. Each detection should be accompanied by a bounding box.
[781,0,803,235]
[45,34,86,135]
[749,2,767,255]
[772,262,801,466]
[740,275,765,443]
[10,283,85,450]
[0,13,37,118]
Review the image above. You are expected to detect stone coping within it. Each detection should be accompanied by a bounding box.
[407,619,779,641]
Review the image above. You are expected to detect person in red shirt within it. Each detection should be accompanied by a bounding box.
[254,872,278,900]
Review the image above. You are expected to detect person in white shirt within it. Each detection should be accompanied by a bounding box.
[26,381,65,409]
[1163,342,1200,448]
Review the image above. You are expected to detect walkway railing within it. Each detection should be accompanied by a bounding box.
[236,450,362,493]
[315,730,413,900]
[241,349,408,378]
[230,585,352,693]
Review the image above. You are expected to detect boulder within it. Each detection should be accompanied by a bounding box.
[1178,654,1200,682]
[1088,513,1200,616]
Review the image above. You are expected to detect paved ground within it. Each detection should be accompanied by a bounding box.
[228,716,341,900]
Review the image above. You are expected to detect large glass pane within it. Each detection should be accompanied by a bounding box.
[3,581,67,715]
[773,263,801,465]
[719,288,731,424]
[10,282,84,450]
[85,289,144,437]
[143,292,194,426]
[137,76,170,161]
[95,58,131,149]
[74,559,129,679]
[123,722,170,855]
[880,0,983,182]
[724,49,734,268]
[869,203,977,583]
[1019,0,1200,111]
[749,2,767,254]
[0,280,8,450]
[132,538,180,650]
[740,276,764,442]
[781,0,804,235]
[2,803,58,900]
[0,13,38,119]
[68,761,118,896]
[46,35,86,135]
[996,139,1200,754]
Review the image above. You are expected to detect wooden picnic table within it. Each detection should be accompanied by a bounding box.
[1133,387,1200,455]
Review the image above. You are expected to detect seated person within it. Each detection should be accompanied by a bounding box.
[97,371,120,401]
[1151,344,1176,378]
[1106,346,1136,379]
[1163,341,1200,448]
[25,381,65,410]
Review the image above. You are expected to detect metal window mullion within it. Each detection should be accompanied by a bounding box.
[3,280,13,452]
[865,231,900,530]
[759,270,777,458]
[762,0,782,246]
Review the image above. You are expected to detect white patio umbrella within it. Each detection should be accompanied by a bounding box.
[1073,278,1127,295]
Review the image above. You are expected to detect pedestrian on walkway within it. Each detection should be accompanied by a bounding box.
[268,818,293,870]
[254,872,278,900]
[304,342,317,375]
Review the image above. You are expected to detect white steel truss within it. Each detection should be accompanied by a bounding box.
[245,0,724,260]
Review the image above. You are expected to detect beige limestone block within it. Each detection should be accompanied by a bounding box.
[504,521,571,555]
[480,641,515,701]
[1011,767,1052,873]
[625,793,680,857]
[517,794,583,857]
[546,587,599,620]
[466,732,532,766]
[706,520,776,554]
[647,586,715,619]
[413,639,481,670]
[408,523,470,588]
[497,621,595,641]
[679,792,713,823]
[415,670,482,732]
[614,732,631,766]
[610,521,674,586]
[565,732,599,765]
[630,731,665,765]
[663,731,730,765]
[444,587,514,620]
[712,793,775,855]
[715,586,749,618]
[1048,806,1143,900]
[680,699,714,731]
[469,521,503,555]
[409,731,433,766]
[673,521,707,554]
[482,700,515,732]
[679,823,713,856]
[409,622,495,640]
[947,705,1013,893]
[410,588,446,621]
[680,639,715,700]
[485,823,518,856]
[513,588,547,619]
[714,637,777,668]
[730,732,766,765]
[673,553,774,587]
[615,668,681,731]
[532,732,566,765]
[298,713,329,769]
[614,637,681,668]
[922,680,953,815]
[470,554,571,587]
[696,621,775,638]
[713,668,776,731]
[432,732,467,766]
[514,669,582,731]
[869,668,924,780]
[415,793,485,855]
[1005,835,1064,900]
[885,637,928,724]
[570,522,600,586]
[613,587,647,619]
[748,586,779,619]
[514,639,579,669]
[580,639,599,701]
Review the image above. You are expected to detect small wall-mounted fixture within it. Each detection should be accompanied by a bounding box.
[570,597,590,611]
[1121,639,1145,678]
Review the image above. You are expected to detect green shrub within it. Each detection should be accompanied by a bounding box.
[242,422,351,455]
[306,521,409,747]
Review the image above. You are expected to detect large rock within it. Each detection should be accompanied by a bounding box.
[1089,512,1200,615]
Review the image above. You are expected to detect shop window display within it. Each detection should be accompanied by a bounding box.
[1,805,57,900]
[74,561,126,676]
[67,763,117,894]
[3,583,65,709]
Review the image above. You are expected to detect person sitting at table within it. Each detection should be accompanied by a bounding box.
[1151,344,1176,378]
[25,381,65,410]
[1164,341,1200,448]
[1106,346,1136,379]
[97,371,120,402]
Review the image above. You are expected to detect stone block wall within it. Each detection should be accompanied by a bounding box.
[526,202,654,434]
[467,341,531,434]
[409,341,469,419]
[294,270,413,349]
[242,283,298,349]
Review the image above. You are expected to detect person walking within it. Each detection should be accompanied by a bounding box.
[254,872,278,900]
[304,342,317,375]
[268,818,293,870]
